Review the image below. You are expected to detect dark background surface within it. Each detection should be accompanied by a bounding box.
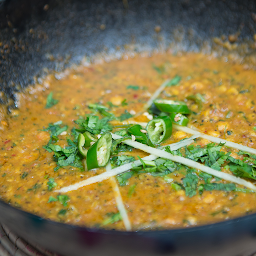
[1,1,256,255]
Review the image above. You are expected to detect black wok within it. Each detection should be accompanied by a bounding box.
[1,0,256,255]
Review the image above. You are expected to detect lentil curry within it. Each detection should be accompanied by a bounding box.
[1,53,256,231]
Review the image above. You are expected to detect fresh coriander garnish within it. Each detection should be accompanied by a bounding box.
[126,85,139,90]
[152,64,165,74]
[45,92,59,109]
[166,75,181,86]
[47,178,57,191]
[102,212,122,225]
[182,170,199,197]
[48,195,70,207]
[21,172,28,179]
[128,184,136,197]
[119,110,133,121]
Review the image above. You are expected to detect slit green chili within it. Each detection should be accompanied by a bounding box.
[78,134,88,157]
[86,133,112,170]
[127,124,150,145]
[154,99,191,114]
[146,116,172,145]
[78,132,97,157]
[83,131,97,147]
[170,113,189,126]
[186,93,205,111]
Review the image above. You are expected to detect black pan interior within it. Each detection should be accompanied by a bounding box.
[1,1,256,256]
[1,0,256,107]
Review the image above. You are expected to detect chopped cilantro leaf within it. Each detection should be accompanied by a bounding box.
[235,187,256,193]
[228,163,256,180]
[166,75,181,86]
[21,172,28,179]
[43,123,68,138]
[119,110,133,121]
[171,183,183,191]
[210,154,229,171]
[71,127,80,143]
[238,151,256,161]
[136,156,157,173]
[45,92,59,109]
[75,115,112,135]
[111,155,135,168]
[203,183,236,192]
[185,143,225,170]
[163,175,173,183]
[114,129,129,137]
[57,195,70,207]
[117,171,134,186]
[111,155,136,186]
[211,209,228,216]
[48,196,58,203]
[182,171,198,197]
[152,64,165,74]
[47,178,57,191]
[27,183,41,193]
[107,101,118,108]
[102,212,122,225]
[88,103,116,119]
[58,209,67,215]
[127,85,140,90]
[121,99,128,106]
[184,142,256,181]
[185,145,208,161]
[128,184,136,197]
[88,103,108,111]
[154,158,178,173]
[43,122,68,148]
[238,111,248,122]
[111,136,133,154]
[112,143,133,154]
[199,172,212,183]
[88,115,99,129]
[44,137,83,171]
[48,195,69,206]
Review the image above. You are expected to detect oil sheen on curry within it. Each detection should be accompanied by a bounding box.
[1,53,256,231]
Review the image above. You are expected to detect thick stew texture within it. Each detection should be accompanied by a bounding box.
[1,52,256,231]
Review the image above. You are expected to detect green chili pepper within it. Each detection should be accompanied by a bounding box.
[86,133,112,170]
[186,93,205,111]
[154,99,191,114]
[148,103,161,116]
[78,133,88,157]
[83,131,97,147]
[127,124,149,145]
[78,132,97,157]
[146,116,172,145]
[170,113,189,126]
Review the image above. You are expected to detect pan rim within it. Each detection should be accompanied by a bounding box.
[0,193,252,236]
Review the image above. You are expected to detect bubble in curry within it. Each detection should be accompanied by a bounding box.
[1,52,256,231]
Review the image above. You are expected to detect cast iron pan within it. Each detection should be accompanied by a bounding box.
[1,0,256,255]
